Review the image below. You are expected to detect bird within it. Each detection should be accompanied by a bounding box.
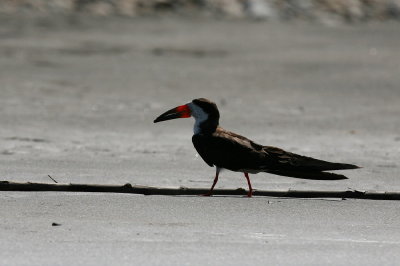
[154,98,359,197]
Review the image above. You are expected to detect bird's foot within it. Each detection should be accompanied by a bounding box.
[202,193,213,197]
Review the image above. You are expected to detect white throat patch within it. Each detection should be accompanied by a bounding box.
[188,102,208,135]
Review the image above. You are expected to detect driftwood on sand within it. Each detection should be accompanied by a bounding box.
[0,181,399,200]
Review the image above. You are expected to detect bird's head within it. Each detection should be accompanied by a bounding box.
[154,98,220,134]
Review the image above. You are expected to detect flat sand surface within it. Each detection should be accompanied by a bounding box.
[0,16,400,265]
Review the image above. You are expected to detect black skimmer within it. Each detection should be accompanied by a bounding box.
[154,98,359,197]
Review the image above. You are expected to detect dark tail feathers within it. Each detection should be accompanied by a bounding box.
[265,170,349,180]
[289,155,360,172]
[320,162,360,171]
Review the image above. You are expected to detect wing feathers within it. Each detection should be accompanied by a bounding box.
[262,146,360,172]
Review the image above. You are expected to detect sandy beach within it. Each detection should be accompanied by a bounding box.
[1,15,400,265]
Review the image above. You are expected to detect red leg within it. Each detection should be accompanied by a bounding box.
[204,167,220,196]
[244,173,253,197]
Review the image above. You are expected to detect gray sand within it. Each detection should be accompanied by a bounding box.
[1,17,400,265]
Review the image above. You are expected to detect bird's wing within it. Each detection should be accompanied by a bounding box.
[261,146,359,172]
[192,129,268,170]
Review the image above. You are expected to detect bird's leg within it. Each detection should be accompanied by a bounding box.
[203,167,221,196]
[244,173,253,197]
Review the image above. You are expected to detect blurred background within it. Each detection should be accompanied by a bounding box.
[0,0,399,191]
[2,0,400,21]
